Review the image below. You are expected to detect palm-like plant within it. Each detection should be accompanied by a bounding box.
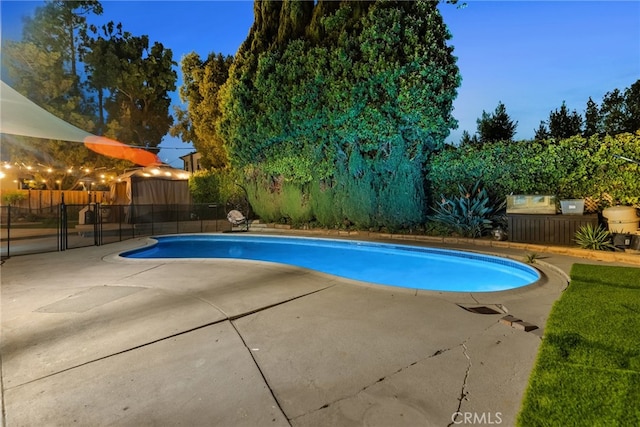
[574,224,616,251]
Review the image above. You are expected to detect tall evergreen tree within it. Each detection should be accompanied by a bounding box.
[23,0,103,92]
[534,121,551,141]
[623,79,640,133]
[601,89,626,135]
[217,0,460,228]
[548,101,582,140]
[459,130,478,146]
[475,101,517,144]
[583,96,602,137]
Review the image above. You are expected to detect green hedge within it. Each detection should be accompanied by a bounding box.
[188,169,242,204]
[190,133,639,229]
[427,133,640,209]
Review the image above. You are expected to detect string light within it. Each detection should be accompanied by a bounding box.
[0,161,190,191]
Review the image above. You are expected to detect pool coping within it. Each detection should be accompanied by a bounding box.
[243,225,640,266]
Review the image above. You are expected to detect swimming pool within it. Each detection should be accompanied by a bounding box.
[121,235,540,292]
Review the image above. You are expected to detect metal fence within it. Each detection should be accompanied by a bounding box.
[1,201,231,259]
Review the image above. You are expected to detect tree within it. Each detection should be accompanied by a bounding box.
[475,101,517,144]
[459,130,478,146]
[599,80,640,135]
[83,21,124,135]
[171,52,234,169]
[548,101,582,140]
[217,0,460,228]
[623,79,640,133]
[1,1,113,190]
[534,121,551,141]
[601,89,626,135]
[90,32,177,151]
[583,96,602,137]
[2,1,174,188]
[23,0,103,93]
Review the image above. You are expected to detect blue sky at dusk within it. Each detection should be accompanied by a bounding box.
[2,1,639,167]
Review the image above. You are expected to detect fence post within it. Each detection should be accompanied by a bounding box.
[6,204,11,257]
[93,203,101,246]
[59,193,67,251]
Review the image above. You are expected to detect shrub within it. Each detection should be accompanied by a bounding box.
[188,169,240,204]
[427,133,640,209]
[1,191,27,205]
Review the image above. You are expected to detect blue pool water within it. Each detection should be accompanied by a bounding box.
[121,235,540,292]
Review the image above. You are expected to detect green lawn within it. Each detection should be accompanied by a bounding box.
[518,263,640,426]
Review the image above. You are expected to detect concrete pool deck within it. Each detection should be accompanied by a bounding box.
[1,232,637,426]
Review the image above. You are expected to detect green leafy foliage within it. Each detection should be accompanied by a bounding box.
[427,133,640,208]
[574,224,615,251]
[170,52,233,169]
[188,169,241,204]
[1,191,27,205]
[217,0,460,228]
[429,181,504,238]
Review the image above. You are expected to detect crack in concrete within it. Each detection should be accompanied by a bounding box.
[228,284,336,321]
[225,284,338,426]
[6,282,338,427]
[292,320,501,421]
[5,317,231,390]
[291,344,457,422]
[1,348,7,427]
[448,344,472,427]
[228,320,292,427]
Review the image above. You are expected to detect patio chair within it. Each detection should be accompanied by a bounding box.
[226,195,250,231]
[227,209,248,231]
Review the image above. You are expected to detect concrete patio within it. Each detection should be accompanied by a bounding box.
[0,233,632,426]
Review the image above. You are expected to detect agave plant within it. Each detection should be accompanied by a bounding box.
[430,181,505,238]
[574,224,616,251]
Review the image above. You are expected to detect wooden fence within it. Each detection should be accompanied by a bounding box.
[0,189,109,211]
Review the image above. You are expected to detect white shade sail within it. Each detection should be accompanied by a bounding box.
[0,80,92,142]
[0,80,162,166]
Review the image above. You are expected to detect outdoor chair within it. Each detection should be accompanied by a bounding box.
[227,209,249,231]
[226,194,250,231]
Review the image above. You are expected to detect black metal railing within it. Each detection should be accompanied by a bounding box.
[1,202,231,259]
